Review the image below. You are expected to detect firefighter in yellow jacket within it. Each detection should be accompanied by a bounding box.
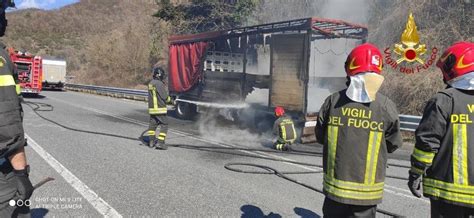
[147,66,172,150]
[273,106,296,151]
[0,1,34,217]
[316,43,403,217]
[408,42,474,217]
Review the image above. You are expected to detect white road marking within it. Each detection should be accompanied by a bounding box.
[172,129,319,171]
[46,95,426,202]
[26,135,122,217]
[384,188,430,203]
[47,96,319,172]
[386,184,418,195]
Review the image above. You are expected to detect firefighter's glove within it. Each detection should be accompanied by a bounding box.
[166,96,174,106]
[13,167,34,202]
[408,171,422,198]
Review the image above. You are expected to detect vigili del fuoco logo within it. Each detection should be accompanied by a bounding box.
[384,13,438,74]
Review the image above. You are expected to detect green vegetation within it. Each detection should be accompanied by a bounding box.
[154,0,257,34]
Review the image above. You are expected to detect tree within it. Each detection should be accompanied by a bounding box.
[154,0,257,34]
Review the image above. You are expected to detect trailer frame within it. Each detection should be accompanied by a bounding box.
[168,17,368,119]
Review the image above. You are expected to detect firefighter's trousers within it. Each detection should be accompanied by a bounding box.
[274,138,293,151]
[322,197,376,218]
[430,199,474,218]
[148,115,168,144]
[0,160,30,218]
[0,202,30,218]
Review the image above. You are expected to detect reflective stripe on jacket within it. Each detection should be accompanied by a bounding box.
[15,84,20,95]
[316,90,402,206]
[273,116,297,143]
[148,79,169,115]
[412,88,474,208]
[0,42,25,159]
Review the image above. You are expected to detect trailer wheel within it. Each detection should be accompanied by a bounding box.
[175,101,197,120]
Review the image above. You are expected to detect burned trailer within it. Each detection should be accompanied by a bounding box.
[168,17,367,120]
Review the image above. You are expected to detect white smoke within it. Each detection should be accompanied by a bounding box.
[245,44,271,106]
[197,0,369,143]
[317,0,369,24]
[177,99,249,109]
[308,0,369,112]
[307,39,358,112]
[197,108,275,148]
[254,0,369,112]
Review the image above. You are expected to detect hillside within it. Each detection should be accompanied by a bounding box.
[2,0,472,114]
[370,1,473,114]
[3,0,160,88]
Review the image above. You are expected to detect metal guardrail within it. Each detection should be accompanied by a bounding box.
[399,114,421,132]
[65,84,422,132]
[66,83,147,96]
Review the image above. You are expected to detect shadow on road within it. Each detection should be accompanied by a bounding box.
[239,205,321,218]
[40,89,65,92]
[31,208,49,218]
[241,204,281,218]
[294,207,320,218]
[22,93,46,99]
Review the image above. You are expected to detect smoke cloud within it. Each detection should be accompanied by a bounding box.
[197,108,275,148]
[255,0,369,112]
[197,0,369,144]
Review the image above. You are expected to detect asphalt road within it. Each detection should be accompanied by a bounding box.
[18,90,430,217]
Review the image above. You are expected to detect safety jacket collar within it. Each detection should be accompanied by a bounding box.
[346,72,385,103]
[448,72,474,90]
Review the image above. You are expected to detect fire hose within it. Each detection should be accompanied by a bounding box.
[25,100,408,217]
[225,163,405,217]
[25,100,412,175]
[33,177,55,190]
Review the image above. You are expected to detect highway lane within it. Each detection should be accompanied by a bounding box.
[19,90,430,217]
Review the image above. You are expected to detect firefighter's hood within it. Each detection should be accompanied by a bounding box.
[346,72,384,103]
[448,72,474,90]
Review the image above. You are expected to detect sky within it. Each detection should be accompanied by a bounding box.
[14,0,79,10]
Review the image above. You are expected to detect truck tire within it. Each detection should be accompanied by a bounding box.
[175,101,197,120]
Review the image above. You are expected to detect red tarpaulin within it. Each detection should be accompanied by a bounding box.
[168,42,208,93]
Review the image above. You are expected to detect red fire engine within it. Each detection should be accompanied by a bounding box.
[8,48,43,94]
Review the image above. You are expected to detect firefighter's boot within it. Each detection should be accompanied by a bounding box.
[148,140,154,148]
[155,140,168,150]
[285,143,292,151]
[275,143,290,151]
[147,130,156,148]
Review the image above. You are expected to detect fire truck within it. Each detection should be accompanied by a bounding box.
[8,49,43,94]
